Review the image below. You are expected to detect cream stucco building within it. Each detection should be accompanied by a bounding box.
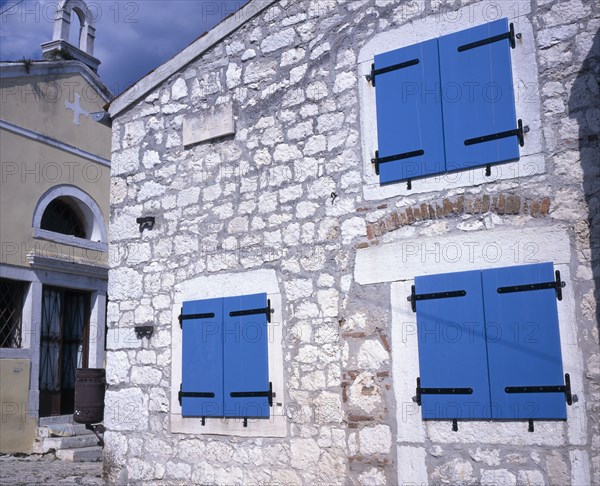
[0,0,111,454]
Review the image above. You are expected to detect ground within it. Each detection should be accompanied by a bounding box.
[0,454,103,485]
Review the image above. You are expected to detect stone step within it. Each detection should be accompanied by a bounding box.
[36,423,95,438]
[55,446,102,462]
[34,433,102,454]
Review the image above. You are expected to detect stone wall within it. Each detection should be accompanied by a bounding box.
[105,0,599,484]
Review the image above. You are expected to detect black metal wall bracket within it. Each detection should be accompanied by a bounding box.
[505,373,573,406]
[85,424,105,446]
[415,378,473,406]
[134,325,154,339]
[230,382,274,407]
[366,58,420,86]
[452,419,458,432]
[178,309,216,328]
[458,22,519,52]
[497,270,566,301]
[229,299,273,323]
[408,285,467,312]
[136,216,155,232]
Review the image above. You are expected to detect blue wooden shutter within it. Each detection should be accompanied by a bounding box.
[181,297,223,417]
[482,263,567,420]
[223,293,270,418]
[415,270,491,419]
[438,18,520,171]
[374,38,446,183]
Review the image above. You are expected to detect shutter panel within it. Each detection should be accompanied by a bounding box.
[374,38,446,184]
[438,18,519,171]
[181,297,223,417]
[415,270,491,419]
[482,263,567,420]
[223,293,270,418]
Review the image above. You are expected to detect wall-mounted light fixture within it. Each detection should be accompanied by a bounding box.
[136,216,155,232]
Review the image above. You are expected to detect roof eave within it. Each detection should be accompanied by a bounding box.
[108,0,278,119]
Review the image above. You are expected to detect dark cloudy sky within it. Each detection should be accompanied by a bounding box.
[0,0,246,95]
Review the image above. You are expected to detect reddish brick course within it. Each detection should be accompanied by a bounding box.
[364,193,551,241]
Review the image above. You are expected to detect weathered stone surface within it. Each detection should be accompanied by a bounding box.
[430,459,477,485]
[104,388,148,432]
[470,447,501,467]
[357,340,389,369]
[358,425,391,455]
[481,469,516,486]
[517,470,545,486]
[546,451,569,486]
[105,1,597,485]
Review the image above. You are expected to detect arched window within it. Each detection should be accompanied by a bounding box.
[32,185,108,252]
[40,197,86,238]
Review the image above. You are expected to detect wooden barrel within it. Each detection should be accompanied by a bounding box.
[73,368,106,424]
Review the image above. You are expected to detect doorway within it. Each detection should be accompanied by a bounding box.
[39,286,90,417]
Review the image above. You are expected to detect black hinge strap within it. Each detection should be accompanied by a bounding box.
[229,299,272,323]
[465,119,526,148]
[371,149,425,176]
[415,378,472,406]
[179,309,216,328]
[230,382,273,407]
[497,270,565,301]
[366,58,420,86]
[505,373,572,405]
[458,22,516,52]
[407,285,467,312]
[178,385,215,406]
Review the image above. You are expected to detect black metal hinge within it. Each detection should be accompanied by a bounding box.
[407,285,467,312]
[465,119,528,148]
[458,22,519,52]
[366,58,420,86]
[178,384,215,406]
[229,299,272,323]
[497,270,566,301]
[179,308,216,328]
[505,373,573,406]
[372,149,423,189]
[415,378,473,406]
[230,382,274,407]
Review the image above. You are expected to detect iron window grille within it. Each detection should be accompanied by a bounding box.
[40,198,86,238]
[0,278,27,348]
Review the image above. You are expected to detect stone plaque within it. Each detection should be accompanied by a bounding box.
[183,101,235,146]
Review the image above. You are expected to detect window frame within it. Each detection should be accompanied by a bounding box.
[358,9,543,200]
[0,278,28,348]
[169,269,287,437]
[413,262,568,421]
[32,185,108,252]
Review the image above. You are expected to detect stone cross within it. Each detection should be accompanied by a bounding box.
[65,93,90,126]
